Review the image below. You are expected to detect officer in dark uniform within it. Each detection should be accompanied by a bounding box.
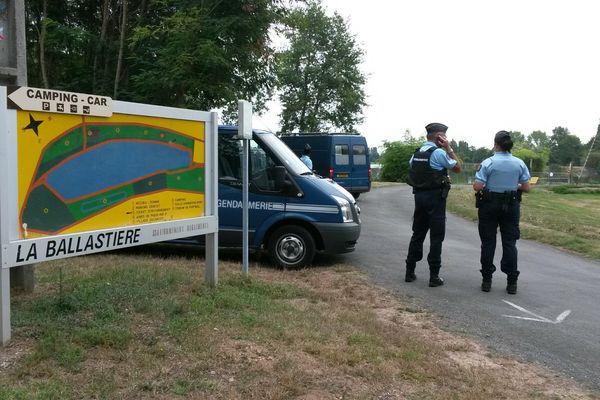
[405,123,461,287]
[473,130,531,294]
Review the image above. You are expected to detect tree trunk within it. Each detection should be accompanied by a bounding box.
[93,0,110,93]
[113,0,128,98]
[39,0,48,88]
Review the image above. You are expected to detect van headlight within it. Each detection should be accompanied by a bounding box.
[332,195,353,222]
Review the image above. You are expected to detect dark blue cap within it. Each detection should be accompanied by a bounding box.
[425,123,448,134]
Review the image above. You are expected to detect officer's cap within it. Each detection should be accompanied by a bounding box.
[494,130,511,143]
[425,123,448,135]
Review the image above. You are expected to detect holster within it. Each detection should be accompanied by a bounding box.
[441,183,451,199]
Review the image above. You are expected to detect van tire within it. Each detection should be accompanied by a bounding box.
[351,192,360,199]
[268,226,316,269]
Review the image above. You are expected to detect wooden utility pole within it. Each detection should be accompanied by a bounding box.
[0,0,34,293]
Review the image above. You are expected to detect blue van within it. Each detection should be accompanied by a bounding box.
[190,126,361,268]
[280,133,371,198]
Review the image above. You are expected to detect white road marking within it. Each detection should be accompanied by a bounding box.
[502,300,571,324]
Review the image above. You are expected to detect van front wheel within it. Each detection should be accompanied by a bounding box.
[268,226,316,269]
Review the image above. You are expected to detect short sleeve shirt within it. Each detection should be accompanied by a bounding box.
[300,155,313,170]
[409,141,457,171]
[475,152,531,193]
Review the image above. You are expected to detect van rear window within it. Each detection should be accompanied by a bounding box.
[353,145,367,165]
[335,144,349,165]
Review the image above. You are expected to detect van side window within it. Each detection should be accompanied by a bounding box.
[218,136,243,183]
[218,135,282,192]
[353,144,367,165]
[335,144,349,165]
[249,140,283,192]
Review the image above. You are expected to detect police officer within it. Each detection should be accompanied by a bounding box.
[405,123,461,287]
[473,130,531,294]
[300,144,313,170]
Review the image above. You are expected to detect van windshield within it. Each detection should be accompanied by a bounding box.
[258,132,312,175]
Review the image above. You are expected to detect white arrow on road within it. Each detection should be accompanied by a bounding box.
[502,300,571,324]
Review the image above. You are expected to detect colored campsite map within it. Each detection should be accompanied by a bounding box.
[17,111,205,238]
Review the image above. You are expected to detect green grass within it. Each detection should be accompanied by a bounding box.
[2,255,315,399]
[447,185,600,260]
[1,252,597,399]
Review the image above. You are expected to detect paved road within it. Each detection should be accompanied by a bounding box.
[343,185,600,390]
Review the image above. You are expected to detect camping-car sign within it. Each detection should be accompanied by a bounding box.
[7,86,113,117]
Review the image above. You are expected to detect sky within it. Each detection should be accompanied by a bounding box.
[252,0,600,150]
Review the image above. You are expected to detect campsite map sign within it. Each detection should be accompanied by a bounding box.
[1,85,220,344]
[1,86,218,267]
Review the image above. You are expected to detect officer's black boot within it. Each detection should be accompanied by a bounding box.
[506,272,519,294]
[405,264,416,282]
[506,281,517,295]
[429,274,444,287]
[481,275,492,292]
[428,266,444,287]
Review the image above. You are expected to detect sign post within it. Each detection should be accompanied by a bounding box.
[237,100,252,276]
[0,85,219,344]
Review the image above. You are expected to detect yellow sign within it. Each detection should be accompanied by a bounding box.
[17,111,205,239]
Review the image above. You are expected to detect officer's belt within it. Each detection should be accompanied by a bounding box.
[413,187,442,192]
[487,191,517,198]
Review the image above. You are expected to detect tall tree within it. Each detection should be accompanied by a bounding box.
[508,131,527,146]
[277,1,366,132]
[549,126,583,165]
[369,147,381,163]
[127,0,285,111]
[527,130,550,151]
[25,0,287,112]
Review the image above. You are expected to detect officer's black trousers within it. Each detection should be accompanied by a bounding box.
[478,198,520,282]
[406,190,446,274]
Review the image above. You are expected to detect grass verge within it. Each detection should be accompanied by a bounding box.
[0,250,597,399]
[447,185,600,260]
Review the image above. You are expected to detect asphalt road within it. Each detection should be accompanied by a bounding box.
[343,184,600,390]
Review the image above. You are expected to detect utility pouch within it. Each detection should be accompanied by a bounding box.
[475,190,484,208]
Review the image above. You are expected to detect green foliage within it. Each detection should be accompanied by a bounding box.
[549,126,583,165]
[508,131,527,146]
[277,1,366,132]
[25,0,286,113]
[512,145,548,171]
[528,130,551,151]
[369,147,380,163]
[449,139,492,163]
[586,151,600,174]
[128,0,282,112]
[379,141,416,182]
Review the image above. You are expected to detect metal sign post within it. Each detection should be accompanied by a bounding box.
[0,85,10,343]
[238,100,252,276]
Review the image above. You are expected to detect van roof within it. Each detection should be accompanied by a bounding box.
[218,125,271,135]
[279,132,361,136]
